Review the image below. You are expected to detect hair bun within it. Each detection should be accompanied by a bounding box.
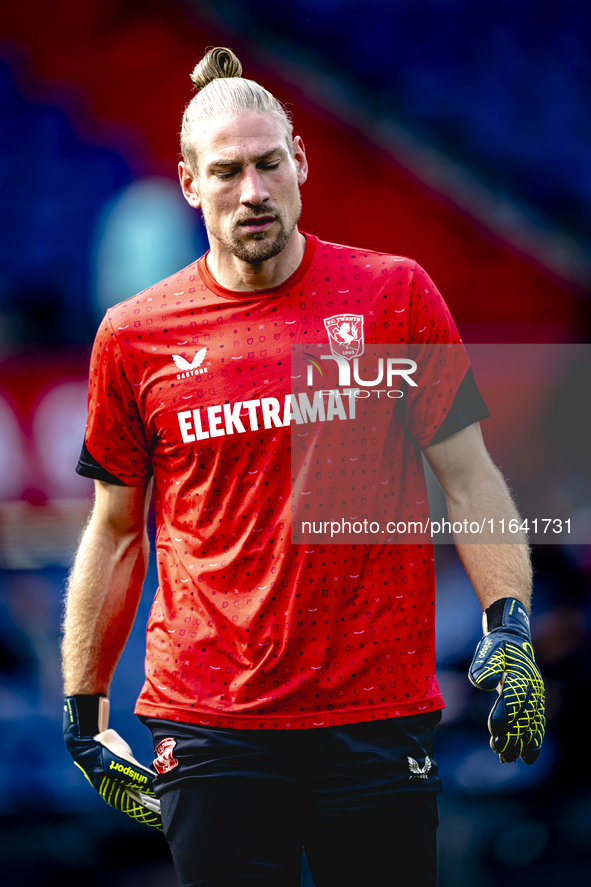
[190,47,243,91]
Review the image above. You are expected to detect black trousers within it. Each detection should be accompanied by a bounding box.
[143,712,442,887]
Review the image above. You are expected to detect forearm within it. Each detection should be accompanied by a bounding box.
[447,462,532,612]
[61,490,150,696]
[424,423,532,614]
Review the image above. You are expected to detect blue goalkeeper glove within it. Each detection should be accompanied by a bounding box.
[469,598,545,764]
[64,695,162,829]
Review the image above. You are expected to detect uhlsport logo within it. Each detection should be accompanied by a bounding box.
[153,737,179,774]
[408,756,432,779]
[172,347,207,380]
[109,760,148,783]
[324,314,364,360]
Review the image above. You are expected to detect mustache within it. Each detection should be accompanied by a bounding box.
[235,206,280,224]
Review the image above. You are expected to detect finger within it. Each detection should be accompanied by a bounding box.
[99,777,163,830]
[469,641,507,691]
[490,668,534,735]
[127,788,161,816]
[487,683,511,739]
[499,747,520,764]
[519,715,545,765]
[487,687,527,762]
[520,744,541,765]
[490,732,521,763]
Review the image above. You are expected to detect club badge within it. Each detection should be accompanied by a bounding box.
[323,314,364,360]
[153,737,179,774]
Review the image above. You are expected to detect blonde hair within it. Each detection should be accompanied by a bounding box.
[181,47,293,170]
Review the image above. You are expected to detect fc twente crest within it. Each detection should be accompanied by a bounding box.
[324,314,365,360]
[153,738,179,774]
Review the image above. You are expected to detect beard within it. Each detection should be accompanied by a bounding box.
[206,197,302,264]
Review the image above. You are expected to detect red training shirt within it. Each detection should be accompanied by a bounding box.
[78,234,481,729]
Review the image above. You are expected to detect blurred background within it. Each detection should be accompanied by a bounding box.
[1,1,590,884]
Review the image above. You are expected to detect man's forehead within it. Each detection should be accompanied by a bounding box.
[195,112,291,164]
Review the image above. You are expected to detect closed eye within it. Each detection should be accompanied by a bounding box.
[215,162,280,179]
[214,168,239,180]
[213,162,279,180]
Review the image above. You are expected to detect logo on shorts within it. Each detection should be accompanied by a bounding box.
[407,755,432,779]
[324,314,364,360]
[153,738,179,774]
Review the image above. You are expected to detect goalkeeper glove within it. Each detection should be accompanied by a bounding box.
[469,597,545,764]
[64,695,162,829]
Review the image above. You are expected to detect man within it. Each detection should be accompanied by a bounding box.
[62,47,544,886]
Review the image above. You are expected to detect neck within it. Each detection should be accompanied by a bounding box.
[206,229,306,291]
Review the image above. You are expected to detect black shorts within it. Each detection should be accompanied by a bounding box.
[142,712,442,887]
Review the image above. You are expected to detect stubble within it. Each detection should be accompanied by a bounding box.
[205,197,302,265]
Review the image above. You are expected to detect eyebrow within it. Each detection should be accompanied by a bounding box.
[207,147,285,170]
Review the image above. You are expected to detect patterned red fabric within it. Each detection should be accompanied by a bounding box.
[83,234,469,728]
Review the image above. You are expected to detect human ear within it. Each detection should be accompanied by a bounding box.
[178,161,201,209]
[293,136,308,187]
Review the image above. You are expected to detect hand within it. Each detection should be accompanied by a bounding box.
[469,598,545,764]
[64,695,162,829]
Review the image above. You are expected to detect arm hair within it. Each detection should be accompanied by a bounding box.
[424,423,532,612]
[61,479,152,695]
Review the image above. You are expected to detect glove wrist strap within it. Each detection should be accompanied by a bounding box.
[483,597,531,638]
[66,694,106,737]
[483,598,509,633]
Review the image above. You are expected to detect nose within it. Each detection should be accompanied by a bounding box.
[240,166,270,206]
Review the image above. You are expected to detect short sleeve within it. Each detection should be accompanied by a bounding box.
[77,312,152,486]
[403,264,475,447]
[428,367,490,445]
